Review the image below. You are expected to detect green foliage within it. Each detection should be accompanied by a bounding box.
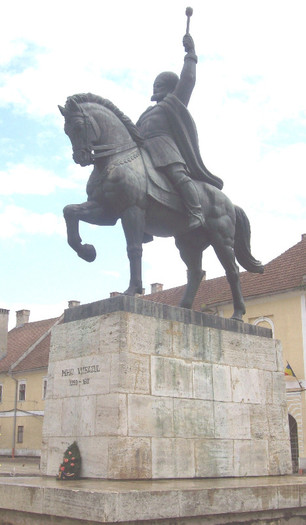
[57,441,81,480]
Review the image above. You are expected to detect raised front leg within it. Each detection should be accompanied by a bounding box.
[63,201,117,262]
[121,206,145,296]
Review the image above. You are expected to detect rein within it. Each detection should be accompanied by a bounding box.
[92,141,137,160]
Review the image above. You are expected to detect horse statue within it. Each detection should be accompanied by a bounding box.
[59,93,263,321]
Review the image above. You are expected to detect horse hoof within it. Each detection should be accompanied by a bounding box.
[77,244,96,262]
[123,286,143,296]
[231,315,244,322]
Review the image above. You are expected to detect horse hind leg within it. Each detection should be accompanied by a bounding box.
[212,236,245,321]
[175,235,204,309]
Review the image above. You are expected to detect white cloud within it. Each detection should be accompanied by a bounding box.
[0,163,79,195]
[0,205,65,238]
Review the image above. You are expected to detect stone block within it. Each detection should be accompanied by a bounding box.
[258,370,273,404]
[99,311,128,352]
[129,394,173,437]
[42,398,62,437]
[77,436,109,478]
[189,324,213,361]
[61,395,96,437]
[212,364,232,401]
[249,404,269,440]
[194,439,234,477]
[173,398,214,438]
[117,487,181,522]
[127,314,173,356]
[152,437,195,478]
[234,439,269,476]
[231,367,261,403]
[110,352,150,394]
[267,404,290,440]
[211,331,248,367]
[108,437,152,479]
[214,402,250,439]
[246,336,278,371]
[152,356,192,398]
[49,354,111,399]
[273,371,288,405]
[95,393,127,436]
[277,484,300,509]
[192,362,213,399]
[268,439,293,475]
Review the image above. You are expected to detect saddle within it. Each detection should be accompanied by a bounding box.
[140,149,185,213]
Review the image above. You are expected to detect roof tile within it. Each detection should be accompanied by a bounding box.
[0,317,60,373]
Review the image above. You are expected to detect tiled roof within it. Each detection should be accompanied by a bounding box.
[0,317,60,373]
[144,234,306,311]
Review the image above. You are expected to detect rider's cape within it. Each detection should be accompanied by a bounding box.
[158,94,224,191]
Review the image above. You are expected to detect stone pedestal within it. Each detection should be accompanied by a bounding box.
[41,296,292,479]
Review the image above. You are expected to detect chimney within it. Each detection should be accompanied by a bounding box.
[0,309,9,360]
[16,309,30,328]
[302,234,306,241]
[68,300,80,309]
[202,271,206,281]
[150,283,163,294]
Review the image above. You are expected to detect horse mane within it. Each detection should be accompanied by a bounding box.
[66,93,144,146]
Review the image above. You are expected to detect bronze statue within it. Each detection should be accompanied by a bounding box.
[136,29,223,230]
[59,9,263,321]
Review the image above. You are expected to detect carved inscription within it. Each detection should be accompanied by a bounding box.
[61,364,101,386]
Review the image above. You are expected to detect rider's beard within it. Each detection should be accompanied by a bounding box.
[151,91,168,102]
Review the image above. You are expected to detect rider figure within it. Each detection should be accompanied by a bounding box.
[137,33,223,230]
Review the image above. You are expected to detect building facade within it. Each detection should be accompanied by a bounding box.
[0,310,62,456]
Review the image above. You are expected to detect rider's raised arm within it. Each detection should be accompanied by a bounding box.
[173,33,197,107]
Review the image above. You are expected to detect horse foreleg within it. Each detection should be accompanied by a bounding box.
[63,201,116,262]
[121,206,145,296]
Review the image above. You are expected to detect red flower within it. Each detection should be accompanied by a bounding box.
[64,458,68,463]
[70,463,75,467]
[60,466,65,471]
[71,457,75,460]
[68,451,72,455]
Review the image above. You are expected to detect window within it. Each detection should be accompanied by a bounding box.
[18,381,26,401]
[42,378,48,400]
[17,425,24,443]
[0,384,2,403]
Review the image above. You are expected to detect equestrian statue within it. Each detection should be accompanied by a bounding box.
[59,7,263,321]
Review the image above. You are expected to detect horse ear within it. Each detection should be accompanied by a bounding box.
[58,105,66,117]
[69,98,80,113]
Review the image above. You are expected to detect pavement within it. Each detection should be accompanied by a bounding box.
[0,456,41,476]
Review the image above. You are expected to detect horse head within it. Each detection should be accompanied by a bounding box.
[59,93,144,167]
[59,96,101,166]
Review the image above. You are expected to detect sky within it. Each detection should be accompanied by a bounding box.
[0,0,305,327]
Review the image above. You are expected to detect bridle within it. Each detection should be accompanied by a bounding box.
[75,104,137,163]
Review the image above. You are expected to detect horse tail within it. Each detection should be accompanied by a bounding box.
[234,205,264,274]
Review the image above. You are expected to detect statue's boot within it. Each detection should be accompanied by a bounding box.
[177,178,205,230]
